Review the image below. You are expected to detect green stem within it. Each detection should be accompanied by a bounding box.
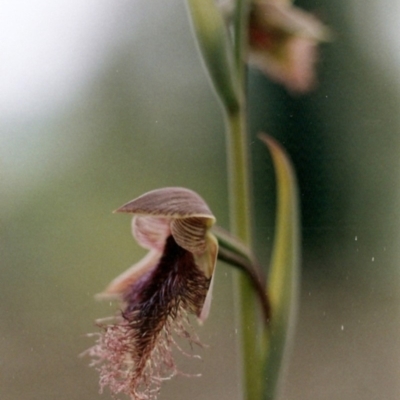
[226,111,261,400]
[226,112,251,241]
[227,2,263,400]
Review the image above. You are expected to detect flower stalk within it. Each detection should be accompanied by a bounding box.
[226,109,264,400]
[226,3,267,399]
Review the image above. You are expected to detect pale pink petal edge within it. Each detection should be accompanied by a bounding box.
[96,249,161,299]
[132,216,171,251]
[197,233,219,323]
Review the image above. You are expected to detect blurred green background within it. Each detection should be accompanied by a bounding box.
[1,1,399,399]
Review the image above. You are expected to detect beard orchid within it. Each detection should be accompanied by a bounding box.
[86,187,218,400]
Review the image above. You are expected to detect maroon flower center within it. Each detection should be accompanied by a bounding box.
[122,235,210,380]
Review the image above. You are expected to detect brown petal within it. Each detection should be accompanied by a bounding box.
[115,187,215,220]
[170,217,211,255]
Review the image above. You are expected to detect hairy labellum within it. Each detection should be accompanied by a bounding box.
[87,236,210,400]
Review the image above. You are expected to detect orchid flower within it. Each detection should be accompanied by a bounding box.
[86,187,218,400]
[248,0,331,93]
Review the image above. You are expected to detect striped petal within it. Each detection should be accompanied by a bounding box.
[115,187,215,220]
[170,217,211,255]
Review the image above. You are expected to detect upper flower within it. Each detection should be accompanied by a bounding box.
[248,0,331,93]
[87,187,218,400]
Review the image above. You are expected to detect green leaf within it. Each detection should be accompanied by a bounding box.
[258,134,301,400]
